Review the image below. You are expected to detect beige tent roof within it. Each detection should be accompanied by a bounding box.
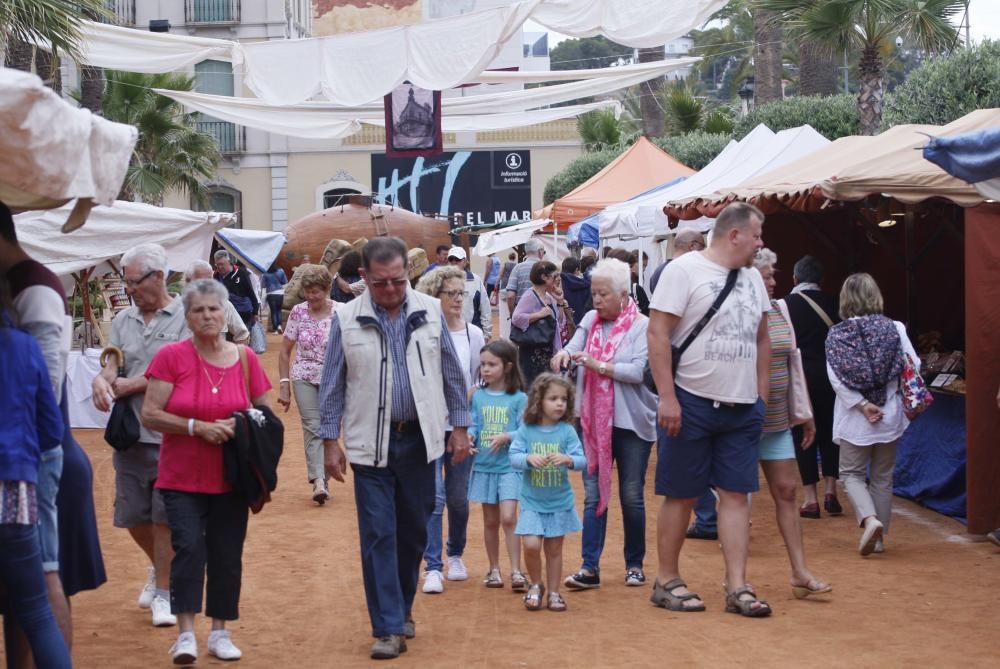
[537,136,694,229]
[668,108,1000,219]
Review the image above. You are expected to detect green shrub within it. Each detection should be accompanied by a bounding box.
[653,132,732,170]
[543,149,620,204]
[732,94,860,140]
[883,40,1000,128]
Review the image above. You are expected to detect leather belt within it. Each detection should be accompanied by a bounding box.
[392,420,421,434]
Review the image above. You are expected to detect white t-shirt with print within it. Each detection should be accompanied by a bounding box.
[649,252,770,404]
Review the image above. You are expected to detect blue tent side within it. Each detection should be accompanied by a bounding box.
[923,127,1000,184]
[567,175,689,248]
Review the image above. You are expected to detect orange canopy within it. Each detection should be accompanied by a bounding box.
[536,136,694,229]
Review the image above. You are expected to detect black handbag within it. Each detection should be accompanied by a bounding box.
[509,290,557,348]
[101,346,140,451]
[643,269,739,394]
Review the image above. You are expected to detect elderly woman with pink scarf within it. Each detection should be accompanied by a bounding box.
[550,258,658,590]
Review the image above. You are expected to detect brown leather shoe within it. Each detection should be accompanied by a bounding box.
[371,635,407,659]
[824,494,843,515]
[799,502,821,519]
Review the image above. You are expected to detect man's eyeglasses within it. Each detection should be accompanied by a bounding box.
[368,276,409,289]
[125,269,157,289]
[439,289,465,299]
[447,257,464,264]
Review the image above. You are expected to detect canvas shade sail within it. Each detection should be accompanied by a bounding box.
[678,109,1000,217]
[66,0,720,105]
[923,126,1000,201]
[154,89,620,139]
[14,201,235,280]
[0,68,136,230]
[539,136,695,228]
[215,228,287,274]
[473,219,552,256]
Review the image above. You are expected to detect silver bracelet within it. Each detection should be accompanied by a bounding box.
[188,418,195,436]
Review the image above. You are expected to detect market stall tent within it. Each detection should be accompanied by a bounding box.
[923,126,1000,200]
[536,136,694,229]
[665,107,1000,534]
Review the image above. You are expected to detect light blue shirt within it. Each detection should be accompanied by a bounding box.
[509,423,586,513]
[469,389,527,474]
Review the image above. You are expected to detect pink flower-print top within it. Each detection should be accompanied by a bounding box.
[284,300,336,385]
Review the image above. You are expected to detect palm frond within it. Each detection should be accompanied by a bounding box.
[0,0,112,59]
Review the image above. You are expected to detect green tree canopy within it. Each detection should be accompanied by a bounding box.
[732,94,860,140]
[654,132,733,170]
[548,35,632,71]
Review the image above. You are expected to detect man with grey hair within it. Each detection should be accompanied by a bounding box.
[92,242,186,628]
[648,228,706,295]
[503,237,546,314]
[185,260,249,344]
[213,250,258,328]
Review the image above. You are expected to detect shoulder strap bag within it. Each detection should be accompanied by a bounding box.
[642,269,738,394]
[509,290,556,348]
[776,299,814,425]
[796,291,834,329]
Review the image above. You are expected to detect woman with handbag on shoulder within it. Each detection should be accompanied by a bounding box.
[511,261,568,386]
[141,279,273,664]
[754,250,831,599]
[826,273,918,557]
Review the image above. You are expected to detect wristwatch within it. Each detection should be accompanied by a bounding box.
[599,362,607,376]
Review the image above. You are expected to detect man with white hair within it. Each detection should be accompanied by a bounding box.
[648,228,706,295]
[503,237,546,314]
[184,260,249,344]
[92,243,185,628]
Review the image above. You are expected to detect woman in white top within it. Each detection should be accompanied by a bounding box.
[414,266,484,593]
[825,273,918,557]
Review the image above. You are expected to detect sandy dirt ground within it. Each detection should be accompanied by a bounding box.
[6,334,999,668]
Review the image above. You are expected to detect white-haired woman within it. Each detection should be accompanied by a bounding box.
[414,266,483,593]
[752,249,830,597]
[142,279,272,664]
[551,258,658,590]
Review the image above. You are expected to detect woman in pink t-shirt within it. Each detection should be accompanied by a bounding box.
[276,264,337,505]
[143,279,271,664]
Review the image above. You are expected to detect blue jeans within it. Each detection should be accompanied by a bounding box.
[691,489,718,532]
[423,440,472,573]
[351,430,436,637]
[37,446,64,572]
[0,524,72,669]
[580,428,653,572]
[266,294,284,331]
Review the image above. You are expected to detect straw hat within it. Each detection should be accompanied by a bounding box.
[407,248,428,281]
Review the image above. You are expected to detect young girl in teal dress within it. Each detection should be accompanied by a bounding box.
[509,373,586,612]
[468,341,529,591]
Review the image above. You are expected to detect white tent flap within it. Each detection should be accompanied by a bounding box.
[531,0,727,47]
[0,68,136,214]
[78,20,238,72]
[14,201,235,278]
[216,228,287,273]
[473,219,551,256]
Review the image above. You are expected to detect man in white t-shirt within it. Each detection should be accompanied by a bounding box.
[646,202,773,617]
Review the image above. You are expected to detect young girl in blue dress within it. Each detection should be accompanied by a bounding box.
[509,373,586,612]
[468,340,529,591]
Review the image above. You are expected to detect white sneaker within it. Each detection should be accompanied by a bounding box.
[859,517,884,556]
[873,537,885,554]
[138,567,156,609]
[170,631,197,665]
[151,595,178,627]
[422,569,444,594]
[446,556,468,581]
[208,630,243,661]
[312,478,329,505]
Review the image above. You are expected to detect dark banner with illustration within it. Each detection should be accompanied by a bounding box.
[371,150,531,227]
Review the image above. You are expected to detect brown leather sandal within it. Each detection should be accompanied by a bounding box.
[724,584,772,617]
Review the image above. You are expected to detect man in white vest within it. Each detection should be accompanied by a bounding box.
[319,237,472,660]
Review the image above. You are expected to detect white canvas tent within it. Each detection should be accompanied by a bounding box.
[0,68,136,230]
[215,228,287,274]
[472,219,552,257]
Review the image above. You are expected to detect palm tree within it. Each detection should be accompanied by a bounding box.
[753,0,964,134]
[97,71,220,206]
[1,0,111,65]
[690,0,754,99]
[798,42,837,96]
[637,46,666,138]
[753,8,784,104]
[577,109,636,152]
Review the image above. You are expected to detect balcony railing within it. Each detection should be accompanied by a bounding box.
[196,120,245,155]
[185,0,241,25]
[103,0,136,26]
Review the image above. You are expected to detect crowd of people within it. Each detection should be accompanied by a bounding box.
[2,198,998,667]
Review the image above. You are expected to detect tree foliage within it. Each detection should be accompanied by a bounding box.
[654,132,733,170]
[732,94,860,140]
[883,40,1000,128]
[577,109,636,153]
[543,150,621,205]
[548,35,631,71]
[0,0,112,61]
[98,71,220,206]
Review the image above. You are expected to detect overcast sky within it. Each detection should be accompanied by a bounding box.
[526,0,1000,48]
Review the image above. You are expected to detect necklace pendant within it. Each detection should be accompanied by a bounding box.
[211,387,219,394]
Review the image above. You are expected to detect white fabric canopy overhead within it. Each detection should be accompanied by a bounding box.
[0,68,136,229]
[599,124,831,239]
[157,87,619,139]
[531,0,727,48]
[77,20,236,72]
[14,201,235,280]
[215,228,287,273]
[68,0,717,104]
[473,219,551,257]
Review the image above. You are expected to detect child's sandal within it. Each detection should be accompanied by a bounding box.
[523,583,545,611]
[547,592,567,612]
[510,570,528,592]
[484,568,504,588]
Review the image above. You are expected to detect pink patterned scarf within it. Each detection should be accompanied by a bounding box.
[581,297,638,517]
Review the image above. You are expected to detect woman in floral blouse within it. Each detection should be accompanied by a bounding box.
[277,265,338,504]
